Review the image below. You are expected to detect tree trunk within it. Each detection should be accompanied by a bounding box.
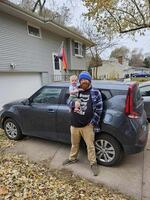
[32,0,46,14]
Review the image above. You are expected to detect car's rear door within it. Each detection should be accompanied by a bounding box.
[140,85,150,118]
[20,86,63,140]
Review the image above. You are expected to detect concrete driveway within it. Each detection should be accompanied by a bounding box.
[5,131,150,200]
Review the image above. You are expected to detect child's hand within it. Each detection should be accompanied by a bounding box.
[74,108,80,112]
[69,88,79,94]
[78,88,84,91]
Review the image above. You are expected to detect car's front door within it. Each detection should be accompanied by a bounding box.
[20,87,63,140]
[56,88,71,143]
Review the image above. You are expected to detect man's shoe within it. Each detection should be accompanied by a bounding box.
[91,163,98,176]
[62,159,78,166]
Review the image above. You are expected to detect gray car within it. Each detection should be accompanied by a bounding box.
[139,81,150,119]
[0,81,149,166]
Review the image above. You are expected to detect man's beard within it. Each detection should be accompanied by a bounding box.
[80,82,90,90]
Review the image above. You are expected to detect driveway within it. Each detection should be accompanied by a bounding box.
[3,129,150,200]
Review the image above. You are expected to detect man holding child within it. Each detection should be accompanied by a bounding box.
[63,71,103,176]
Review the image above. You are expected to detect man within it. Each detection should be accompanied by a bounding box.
[63,71,103,176]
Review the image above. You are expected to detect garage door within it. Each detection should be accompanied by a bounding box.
[0,73,42,109]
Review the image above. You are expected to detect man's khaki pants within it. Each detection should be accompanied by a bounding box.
[69,125,96,165]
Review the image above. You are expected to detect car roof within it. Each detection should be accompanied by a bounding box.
[139,81,150,87]
[45,80,130,90]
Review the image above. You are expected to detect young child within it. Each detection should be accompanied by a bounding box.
[68,75,81,112]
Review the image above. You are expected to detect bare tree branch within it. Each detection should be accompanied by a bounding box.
[120,25,149,33]
[32,0,46,13]
[32,0,39,12]
[105,8,122,32]
[111,7,140,25]
[130,0,146,24]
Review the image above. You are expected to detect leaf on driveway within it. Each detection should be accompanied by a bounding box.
[0,187,8,195]
[0,128,135,200]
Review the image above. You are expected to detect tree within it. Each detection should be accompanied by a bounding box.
[20,0,71,25]
[21,0,46,14]
[143,56,150,68]
[89,54,102,79]
[110,46,129,58]
[21,0,36,11]
[83,0,150,36]
[41,5,71,25]
[129,49,144,67]
[81,20,117,78]
[32,0,46,15]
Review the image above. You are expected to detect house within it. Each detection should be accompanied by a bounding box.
[92,57,129,80]
[92,56,150,80]
[0,0,94,108]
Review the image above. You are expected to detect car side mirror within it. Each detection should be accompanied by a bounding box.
[141,91,149,97]
[22,99,32,105]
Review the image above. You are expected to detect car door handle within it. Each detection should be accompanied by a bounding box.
[48,109,55,113]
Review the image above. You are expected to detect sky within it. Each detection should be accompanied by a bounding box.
[12,0,150,59]
[51,0,150,58]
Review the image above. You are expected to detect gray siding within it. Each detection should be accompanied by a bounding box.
[70,40,86,71]
[66,38,71,69]
[0,12,67,81]
[71,56,86,71]
[62,38,87,71]
[0,11,88,81]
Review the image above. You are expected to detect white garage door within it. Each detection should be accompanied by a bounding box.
[0,73,42,109]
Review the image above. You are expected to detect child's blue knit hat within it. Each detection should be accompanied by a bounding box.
[79,71,92,82]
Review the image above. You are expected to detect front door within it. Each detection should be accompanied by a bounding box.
[52,53,62,81]
[20,87,63,140]
[56,88,71,143]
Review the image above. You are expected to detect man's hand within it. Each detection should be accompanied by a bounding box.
[88,123,94,128]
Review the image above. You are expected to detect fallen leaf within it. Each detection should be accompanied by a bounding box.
[0,186,8,195]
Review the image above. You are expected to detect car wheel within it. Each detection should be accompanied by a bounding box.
[95,134,123,166]
[4,118,23,140]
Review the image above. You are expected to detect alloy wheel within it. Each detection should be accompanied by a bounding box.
[95,139,115,163]
[5,122,18,139]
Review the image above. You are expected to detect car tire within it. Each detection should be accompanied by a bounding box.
[95,133,123,166]
[4,118,23,140]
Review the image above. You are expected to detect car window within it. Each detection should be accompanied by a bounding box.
[100,90,112,101]
[32,87,62,104]
[110,89,127,96]
[133,87,142,106]
[63,88,112,104]
[63,89,70,104]
[140,85,150,96]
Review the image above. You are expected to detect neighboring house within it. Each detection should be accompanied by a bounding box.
[92,57,129,80]
[0,0,94,108]
[92,56,150,80]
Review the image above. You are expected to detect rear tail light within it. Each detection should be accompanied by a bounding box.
[125,83,140,119]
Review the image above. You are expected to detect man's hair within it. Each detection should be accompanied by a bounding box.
[70,75,78,82]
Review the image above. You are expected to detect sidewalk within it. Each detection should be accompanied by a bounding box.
[7,133,150,200]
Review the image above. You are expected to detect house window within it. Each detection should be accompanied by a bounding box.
[74,41,83,57]
[27,24,41,38]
